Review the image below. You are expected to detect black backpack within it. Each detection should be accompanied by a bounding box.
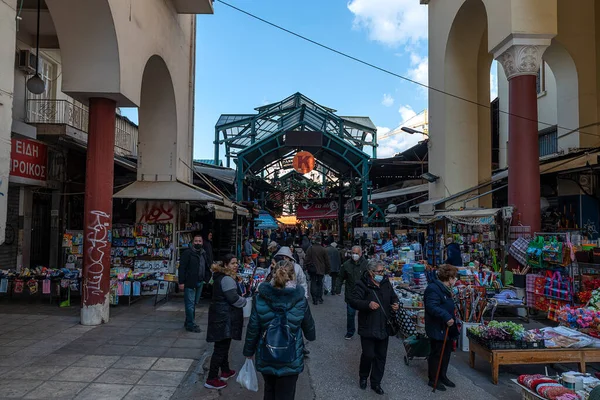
[260,306,296,364]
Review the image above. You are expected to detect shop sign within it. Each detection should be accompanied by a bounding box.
[297,198,339,220]
[10,138,47,182]
[293,151,315,174]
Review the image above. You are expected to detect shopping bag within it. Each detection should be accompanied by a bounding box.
[236,358,259,392]
[542,237,563,264]
[324,275,332,293]
[0,279,7,293]
[509,237,530,267]
[526,238,544,267]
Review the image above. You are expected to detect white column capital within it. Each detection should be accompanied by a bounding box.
[493,36,551,80]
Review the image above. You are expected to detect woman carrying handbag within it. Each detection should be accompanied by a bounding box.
[350,260,400,395]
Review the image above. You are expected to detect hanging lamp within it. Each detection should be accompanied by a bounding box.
[27,0,46,95]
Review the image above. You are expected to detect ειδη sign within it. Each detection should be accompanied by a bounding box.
[10,138,48,182]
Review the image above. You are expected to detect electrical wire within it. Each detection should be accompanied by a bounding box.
[31,181,135,196]
[215,0,600,141]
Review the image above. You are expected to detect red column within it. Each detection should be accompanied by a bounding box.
[508,75,541,232]
[81,97,116,326]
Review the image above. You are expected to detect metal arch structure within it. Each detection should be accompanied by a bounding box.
[214,93,376,217]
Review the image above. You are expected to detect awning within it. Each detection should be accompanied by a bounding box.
[387,207,504,225]
[194,164,236,185]
[255,213,279,229]
[207,203,234,220]
[356,183,428,201]
[234,205,249,217]
[113,180,223,202]
[277,215,297,226]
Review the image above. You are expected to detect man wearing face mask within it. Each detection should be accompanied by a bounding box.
[179,234,210,332]
[336,245,369,340]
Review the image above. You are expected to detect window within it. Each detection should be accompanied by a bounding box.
[539,126,558,157]
[536,62,546,96]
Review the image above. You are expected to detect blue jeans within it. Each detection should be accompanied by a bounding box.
[347,304,356,336]
[195,282,204,305]
[184,285,200,328]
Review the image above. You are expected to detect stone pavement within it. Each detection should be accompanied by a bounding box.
[0,297,210,399]
[0,293,583,400]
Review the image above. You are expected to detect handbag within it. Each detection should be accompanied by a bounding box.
[527,237,545,267]
[372,290,401,337]
[509,237,530,267]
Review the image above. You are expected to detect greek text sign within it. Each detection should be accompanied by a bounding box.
[10,138,47,182]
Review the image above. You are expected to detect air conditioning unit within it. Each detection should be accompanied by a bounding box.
[17,49,37,75]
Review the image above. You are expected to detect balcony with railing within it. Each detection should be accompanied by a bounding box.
[26,99,138,156]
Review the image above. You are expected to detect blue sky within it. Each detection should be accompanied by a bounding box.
[121,0,493,160]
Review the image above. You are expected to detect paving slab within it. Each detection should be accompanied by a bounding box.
[95,368,146,384]
[3,365,65,380]
[123,385,177,400]
[74,383,133,400]
[72,355,120,368]
[23,381,88,399]
[34,354,85,367]
[139,337,177,347]
[53,366,107,382]
[138,370,187,386]
[0,379,43,398]
[127,345,169,357]
[113,356,157,370]
[107,336,145,346]
[163,347,204,359]
[171,338,205,349]
[91,344,135,356]
[152,357,194,372]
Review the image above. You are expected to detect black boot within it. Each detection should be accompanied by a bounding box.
[440,377,455,388]
[428,381,446,391]
[371,385,384,395]
[359,378,367,390]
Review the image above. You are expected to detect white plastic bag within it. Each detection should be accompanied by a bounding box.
[236,358,259,392]
[324,275,332,293]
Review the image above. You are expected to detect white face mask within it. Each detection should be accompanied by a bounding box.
[352,254,360,261]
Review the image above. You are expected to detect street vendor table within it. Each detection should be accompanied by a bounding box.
[469,339,600,384]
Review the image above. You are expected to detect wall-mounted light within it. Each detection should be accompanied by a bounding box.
[421,172,440,183]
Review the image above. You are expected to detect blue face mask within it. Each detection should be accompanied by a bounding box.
[374,275,384,283]
[452,286,459,295]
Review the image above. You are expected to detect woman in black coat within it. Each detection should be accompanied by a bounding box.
[424,264,460,391]
[349,260,399,396]
[205,254,247,390]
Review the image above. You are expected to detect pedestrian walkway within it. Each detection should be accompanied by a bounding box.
[0,298,210,399]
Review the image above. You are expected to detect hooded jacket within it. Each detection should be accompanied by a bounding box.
[349,271,399,340]
[336,256,369,303]
[273,247,309,299]
[206,264,247,343]
[243,283,316,376]
[325,245,342,273]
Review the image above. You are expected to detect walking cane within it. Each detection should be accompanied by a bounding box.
[432,326,450,393]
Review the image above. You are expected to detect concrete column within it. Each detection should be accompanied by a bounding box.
[496,42,549,233]
[81,98,116,326]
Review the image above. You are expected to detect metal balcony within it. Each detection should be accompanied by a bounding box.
[26,99,138,156]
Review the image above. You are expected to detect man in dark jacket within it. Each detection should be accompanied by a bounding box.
[336,245,369,339]
[204,231,214,271]
[179,234,210,332]
[325,239,342,295]
[305,237,331,305]
[445,237,463,267]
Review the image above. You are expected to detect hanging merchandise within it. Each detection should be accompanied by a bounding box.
[14,279,23,293]
[542,237,563,264]
[27,279,38,295]
[0,278,7,293]
[42,279,51,294]
[132,281,141,296]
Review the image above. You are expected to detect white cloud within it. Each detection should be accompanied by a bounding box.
[347,0,428,47]
[398,105,417,124]
[381,94,394,107]
[376,116,426,158]
[490,60,498,101]
[407,52,428,87]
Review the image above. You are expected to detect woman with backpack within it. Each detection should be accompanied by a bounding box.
[204,254,247,390]
[349,259,399,396]
[243,260,316,400]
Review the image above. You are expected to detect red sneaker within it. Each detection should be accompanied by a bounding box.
[204,378,227,390]
[220,370,236,381]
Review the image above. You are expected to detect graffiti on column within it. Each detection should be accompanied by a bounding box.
[0,178,4,196]
[84,210,110,301]
[138,201,175,223]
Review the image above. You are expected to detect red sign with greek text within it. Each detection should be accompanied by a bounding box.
[10,138,47,182]
[296,199,339,220]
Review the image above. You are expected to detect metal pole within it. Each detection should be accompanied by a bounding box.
[362,161,369,219]
[214,128,220,165]
[236,155,244,202]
